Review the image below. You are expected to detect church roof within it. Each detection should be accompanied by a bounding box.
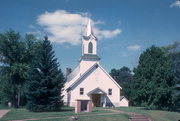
[66,63,122,91]
[66,66,80,82]
[120,96,129,102]
[87,87,107,95]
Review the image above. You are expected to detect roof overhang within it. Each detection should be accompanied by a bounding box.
[87,87,107,95]
[66,63,122,91]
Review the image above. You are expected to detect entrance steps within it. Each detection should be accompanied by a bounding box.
[129,114,151,121]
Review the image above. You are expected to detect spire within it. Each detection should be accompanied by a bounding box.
[85,19,93,36]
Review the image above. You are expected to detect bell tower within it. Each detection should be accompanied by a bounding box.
[79,19,100,73]
[82,19,97,55]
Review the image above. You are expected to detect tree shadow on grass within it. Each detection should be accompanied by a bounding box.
[60,108,74,112]
[139,106,180,113]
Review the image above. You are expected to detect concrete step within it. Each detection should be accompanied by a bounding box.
[130,119,150,121]
[130,116,148,118]
[129,114,151,121]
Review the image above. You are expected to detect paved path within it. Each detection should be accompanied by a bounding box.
[0,109,10,118]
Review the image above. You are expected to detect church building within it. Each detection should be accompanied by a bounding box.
[63,20,128,107]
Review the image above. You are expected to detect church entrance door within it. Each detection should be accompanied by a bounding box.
[92,94,101,107]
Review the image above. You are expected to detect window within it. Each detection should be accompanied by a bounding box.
[88,42,93,53]
[108,89,112,95]
[82,44,84,54]
[80,88,84,95]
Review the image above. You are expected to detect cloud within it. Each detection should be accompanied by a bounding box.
[94,29,121,39]
[127,45,141,51]
[28,24,36,29]
[122,52,128,57]
[26,30,43,39]
[37,10,121,45]
[170,0,180,8]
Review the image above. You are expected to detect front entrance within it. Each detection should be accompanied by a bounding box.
[80,100,88,111]
[92,94,101,107]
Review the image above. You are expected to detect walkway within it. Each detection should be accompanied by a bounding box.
[0,109,10,118]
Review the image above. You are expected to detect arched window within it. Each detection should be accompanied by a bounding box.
[88,42,93,53]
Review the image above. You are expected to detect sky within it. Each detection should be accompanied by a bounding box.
[0,0,180,73]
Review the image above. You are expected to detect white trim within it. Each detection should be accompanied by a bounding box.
[67,63,122,91]
[87,87,107,95]
[98,64,122,89]
[67,63,97,90]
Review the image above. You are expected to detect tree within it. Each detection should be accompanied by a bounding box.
[110,66,133,83]
[0,30,40,107]
[110,66,133,101]
[26,36,64,112]
[162,41,180,84]
[133,45,177,110]
[162,41,180,110]
[0,30,29,107]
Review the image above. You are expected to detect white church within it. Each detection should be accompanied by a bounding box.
[63,20,129,107]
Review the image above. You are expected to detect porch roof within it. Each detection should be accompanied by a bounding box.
[87,87,107,95]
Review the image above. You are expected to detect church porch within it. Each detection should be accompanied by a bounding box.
[88,87,108,107]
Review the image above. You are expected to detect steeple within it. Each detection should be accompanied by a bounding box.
[80,19,100,62]
[86,19,93,36]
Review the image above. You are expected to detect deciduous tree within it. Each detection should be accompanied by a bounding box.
[133,46,177,110]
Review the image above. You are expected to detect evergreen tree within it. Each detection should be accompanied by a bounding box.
[26,36,64,112]
[133,46,177,110]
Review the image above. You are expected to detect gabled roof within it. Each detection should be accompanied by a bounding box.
[66,66,80,82]
[67,63,98,91]
[98,64,122,89]
[120,96,129,102]
[67,63,122,91]
[87,87,107,95]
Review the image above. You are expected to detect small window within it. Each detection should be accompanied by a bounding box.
[80,88,84,95]
[88,42,93,53]
[108,89,112,95]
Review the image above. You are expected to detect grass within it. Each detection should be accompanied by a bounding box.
[27,113,129,121]
[0,104,11,110]
[0,105,180,121]
[114,107,180,121]
[0,106,115,121]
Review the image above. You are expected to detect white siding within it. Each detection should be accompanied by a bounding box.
[120,98,129,107]
[67,66,121,107]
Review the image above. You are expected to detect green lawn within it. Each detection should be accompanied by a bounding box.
[1,107,122,121]
[0,105,180,121]
[0,104,11,110]
[114,107,180,121]
[28,113,129,121]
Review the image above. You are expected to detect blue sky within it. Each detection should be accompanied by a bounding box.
[0,0,180,73]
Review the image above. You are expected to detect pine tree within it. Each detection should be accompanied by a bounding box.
[26,36,64,112]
